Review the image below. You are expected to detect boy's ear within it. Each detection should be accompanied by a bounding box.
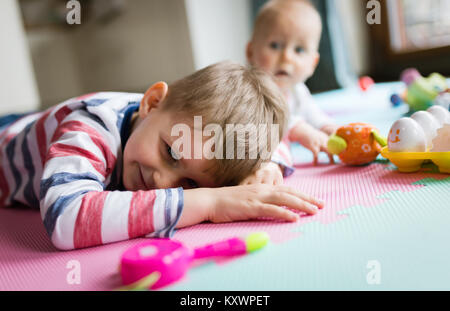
[246,41,253,64]
[313,52,320,69]
[139,81,168,119]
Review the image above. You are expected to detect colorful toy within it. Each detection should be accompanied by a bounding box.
[427,105,450,125]
[401,68,421,86]
[388,117,428,152]
[390,68,449,111]
[358,76,375,91]
[381,106,450,173]
[327,123,387,165]
[390,94,403,107]
[434,90,450,110]
[431,124,450,152]
[119,232,270,290]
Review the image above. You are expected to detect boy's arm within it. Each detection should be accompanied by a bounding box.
[179,184,324,227]
[40,118,183,250]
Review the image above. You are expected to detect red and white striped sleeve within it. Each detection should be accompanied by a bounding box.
[40,107,183,250]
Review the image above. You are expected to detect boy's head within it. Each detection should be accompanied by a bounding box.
[246,0,322,92]
[122,61,288,191]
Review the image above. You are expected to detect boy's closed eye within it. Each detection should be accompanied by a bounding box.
[164,141,179,162]
[162,140,199,189]
[184,178,199,189]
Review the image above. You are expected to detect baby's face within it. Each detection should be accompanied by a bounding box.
[248,8,321,91]
[122,109,217,191]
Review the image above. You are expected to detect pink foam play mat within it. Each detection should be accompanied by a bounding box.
[2,82,449,290]
[1,161,447,290]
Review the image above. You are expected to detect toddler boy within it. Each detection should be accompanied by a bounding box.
[0,61,324,250]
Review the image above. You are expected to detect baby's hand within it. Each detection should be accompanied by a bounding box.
[320,124,339,136]
[179,185,325,227]
[239,162,283,186]
[289,122,334,165]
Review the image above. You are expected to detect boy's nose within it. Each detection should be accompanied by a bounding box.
[281,48,293,63]
[154,169,180,189]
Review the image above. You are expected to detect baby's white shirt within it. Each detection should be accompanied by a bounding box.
[287,82,335,130]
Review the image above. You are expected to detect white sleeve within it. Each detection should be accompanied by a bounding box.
[287,92,305,129]
[290,83,335,130]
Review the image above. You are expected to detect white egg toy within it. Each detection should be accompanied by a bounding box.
[426,105,450,126]
[431,124,450,152]
[411,111,440,149]
[434,92,450,111]
[388,117,427,152]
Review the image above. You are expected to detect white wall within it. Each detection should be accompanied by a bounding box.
[27,0,196,109]
[0,0,40,114]
[27,29,84,109]
[184,0,252,69]
[71,0,196,94]
[19,0,254,109]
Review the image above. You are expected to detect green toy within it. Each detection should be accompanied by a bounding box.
[392,68,449,112]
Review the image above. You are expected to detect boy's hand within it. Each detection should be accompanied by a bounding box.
[178,184,325,228]
[239,162,283,186]
[289,121,334,165]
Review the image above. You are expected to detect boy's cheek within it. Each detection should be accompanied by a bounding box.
[255,51,275,71]
[292,66,312,84]
[297,56,316,77]
[121,164,132,190]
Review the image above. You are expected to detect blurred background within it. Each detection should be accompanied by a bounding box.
[1,0,449,114]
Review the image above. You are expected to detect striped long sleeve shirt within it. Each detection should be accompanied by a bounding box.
[0,92,294,250]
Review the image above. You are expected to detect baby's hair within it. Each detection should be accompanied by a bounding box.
[251,0,322,48]
[161,61,288,186]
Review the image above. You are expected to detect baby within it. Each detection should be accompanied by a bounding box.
[246,0,339,165]
[0,61,324,250]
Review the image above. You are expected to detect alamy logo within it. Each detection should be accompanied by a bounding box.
[366,0,381,25]
[366,260,381,285]
[170,117,280,161]
[66,0,81,25]
[66,259,81,285]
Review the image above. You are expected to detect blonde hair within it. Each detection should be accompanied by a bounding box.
[252,0,322,48]
[162,61,288,186]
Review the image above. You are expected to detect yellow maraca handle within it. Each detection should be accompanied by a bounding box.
[116,271,160,291]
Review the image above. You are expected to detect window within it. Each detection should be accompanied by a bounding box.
[387,0,450,52]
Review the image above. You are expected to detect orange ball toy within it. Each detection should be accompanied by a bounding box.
[327,123,387,165]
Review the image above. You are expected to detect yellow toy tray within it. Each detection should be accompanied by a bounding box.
[381,147,450,173]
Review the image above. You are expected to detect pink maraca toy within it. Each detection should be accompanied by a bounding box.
[119,232,269,290]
